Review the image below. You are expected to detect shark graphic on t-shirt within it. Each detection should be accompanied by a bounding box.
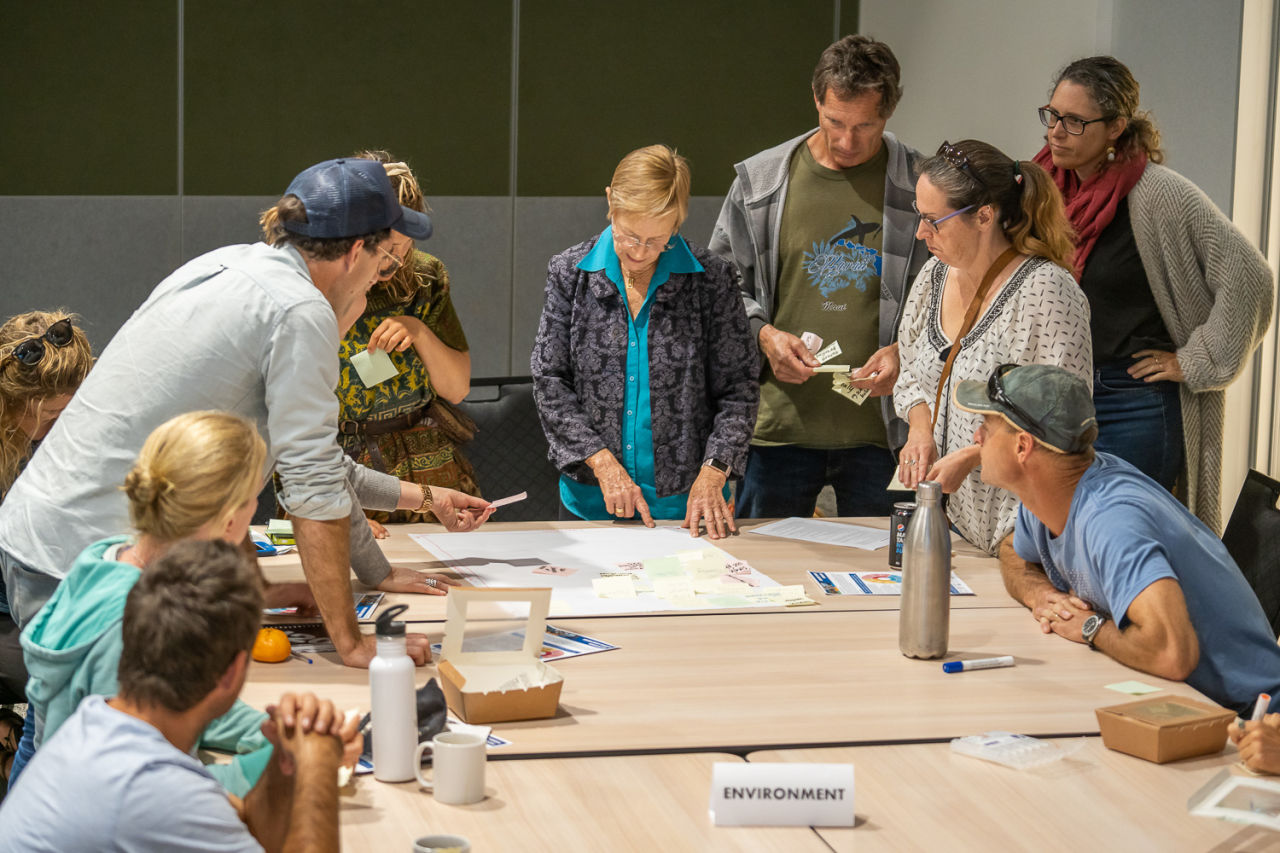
[802,215,883,299]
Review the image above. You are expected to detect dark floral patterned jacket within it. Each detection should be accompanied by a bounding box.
[531,235,760,497]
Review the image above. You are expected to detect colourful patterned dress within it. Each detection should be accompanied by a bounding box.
[336,250,478,523]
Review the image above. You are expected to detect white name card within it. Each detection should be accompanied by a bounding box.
[709,762,854,827]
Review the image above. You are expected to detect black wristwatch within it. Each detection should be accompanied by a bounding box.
[1081,614,1107,648]
[703,457,731,476]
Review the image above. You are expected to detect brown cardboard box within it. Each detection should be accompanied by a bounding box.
[437,587,564,724]
[1095,695,1236,764]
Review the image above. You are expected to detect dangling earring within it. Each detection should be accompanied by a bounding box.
[1106,146,1116,162]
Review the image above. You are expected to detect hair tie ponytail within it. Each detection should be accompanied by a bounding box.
[1013,161,1024,187]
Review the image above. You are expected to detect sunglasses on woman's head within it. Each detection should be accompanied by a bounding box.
[8,319,75,367]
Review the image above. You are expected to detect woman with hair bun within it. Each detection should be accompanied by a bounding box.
[12,411,343,792]
[1035,56,1273,530]
[894,139,1092,554]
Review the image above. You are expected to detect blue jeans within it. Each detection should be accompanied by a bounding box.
[1093,361,1184,491]
[735,444,908,519]
[8,712,34,787]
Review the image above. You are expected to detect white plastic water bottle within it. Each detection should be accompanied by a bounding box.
[370,603,418,782]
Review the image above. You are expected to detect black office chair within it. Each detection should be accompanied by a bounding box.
[1222,469,1280,637]
[457,377,561,521]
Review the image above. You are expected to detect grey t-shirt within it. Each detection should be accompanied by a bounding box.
[0,695,264,852]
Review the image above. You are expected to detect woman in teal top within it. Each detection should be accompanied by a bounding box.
[14,411,288,793]
[532,146,759,539]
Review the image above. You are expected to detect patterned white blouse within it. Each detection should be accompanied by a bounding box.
[894,254,1092,554]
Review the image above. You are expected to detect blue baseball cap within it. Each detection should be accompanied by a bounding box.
[282,158,432,240]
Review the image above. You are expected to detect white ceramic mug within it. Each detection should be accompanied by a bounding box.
[412,834,471,853]
[415,731,486,805]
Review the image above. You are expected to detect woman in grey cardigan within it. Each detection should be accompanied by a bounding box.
[1033,56,1273,532]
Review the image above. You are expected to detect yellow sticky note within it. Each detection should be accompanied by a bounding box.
[592,575,636,599]
[350,347,400,387]
[676,549,726,577]
[703,594,753,608]
[780,584,818,607]
[744,588,784,605]
[693,577,725,594]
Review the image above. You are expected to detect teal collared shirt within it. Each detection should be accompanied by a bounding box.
[561,227,725,520]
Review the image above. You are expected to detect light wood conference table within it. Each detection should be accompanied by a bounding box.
[243,605,1209,758]
[750,740,1280,852]
[258,518,1015,622]
[340,752,828,852]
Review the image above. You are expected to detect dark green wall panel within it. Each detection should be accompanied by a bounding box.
[0,2,178,194]
[516,0,840,197]
[182,0,512,196]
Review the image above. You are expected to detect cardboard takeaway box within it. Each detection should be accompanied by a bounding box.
[437,587,564,724]
[1095,695,1236,764]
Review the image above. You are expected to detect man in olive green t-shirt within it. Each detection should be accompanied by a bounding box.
[710,35,928,518]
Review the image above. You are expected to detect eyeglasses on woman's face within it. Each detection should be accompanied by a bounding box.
[1038,106,1113,136]
[612,226,674,255]
[912,199,974,233]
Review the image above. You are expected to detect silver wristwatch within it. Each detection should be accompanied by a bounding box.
[1081,614,1107,648]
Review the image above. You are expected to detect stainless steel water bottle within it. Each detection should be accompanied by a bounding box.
[898,480,951,659]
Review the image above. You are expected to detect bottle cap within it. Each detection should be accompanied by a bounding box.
[915,481,942,502]
[375,603,410,638]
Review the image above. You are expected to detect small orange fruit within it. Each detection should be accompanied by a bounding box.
[252,628,292,663]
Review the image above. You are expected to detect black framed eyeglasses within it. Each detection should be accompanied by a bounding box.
[936,140,987,190]
[1038,106,1113,136]
[7,318,75,367]
[987,363,1048,441]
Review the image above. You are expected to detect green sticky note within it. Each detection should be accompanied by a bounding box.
[1105,680,1162,695]
[653,577,696,600]
[643,557,685,579]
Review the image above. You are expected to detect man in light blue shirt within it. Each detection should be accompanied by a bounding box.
[956,363,1280,716]
[0,158,489,672]
[0,540,357,852]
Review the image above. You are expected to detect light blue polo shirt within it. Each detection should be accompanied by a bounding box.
[561,227,727,520]
[1013,453,1280,715]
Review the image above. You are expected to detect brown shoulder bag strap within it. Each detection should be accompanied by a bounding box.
[931,246,1020,429]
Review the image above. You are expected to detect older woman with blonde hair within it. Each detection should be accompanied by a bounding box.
[532,145,759,538]
[894,140,1092,554]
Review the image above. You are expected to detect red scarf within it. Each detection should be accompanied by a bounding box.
[1033,144,1147,279]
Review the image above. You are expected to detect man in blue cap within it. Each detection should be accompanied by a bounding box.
[0,158,492,679]
[956,362,1280,716]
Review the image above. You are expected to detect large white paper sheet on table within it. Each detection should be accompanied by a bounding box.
[411,527,780,617]
[747,517,888,550]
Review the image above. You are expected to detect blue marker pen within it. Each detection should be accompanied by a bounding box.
[943,655,1014,673]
